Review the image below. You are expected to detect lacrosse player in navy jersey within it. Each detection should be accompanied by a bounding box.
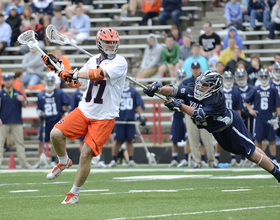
[144,70,280,184]
[108,79,146,167]
[245,69,280,165]
[35,73,71,168]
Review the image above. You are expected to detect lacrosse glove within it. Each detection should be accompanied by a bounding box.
[37,109,46,119]
[143,81,162,97]
[164,97,182,112]
[58,68,79,82]
[42,54,62,71]
[137,114,146,126]
[267,115,280,130]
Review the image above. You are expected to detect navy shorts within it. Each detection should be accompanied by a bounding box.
[77,135,85,141]
[253,117,277,141]
[213,110,255,159]
[114,124,136,141]
[38,120,57,142]
[170,119,187,142]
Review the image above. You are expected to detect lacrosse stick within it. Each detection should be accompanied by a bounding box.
[39,118,48,168]
[115,121,157,165]
[45,25,168,102]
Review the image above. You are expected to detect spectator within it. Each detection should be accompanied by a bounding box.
[5,5,21,46]
[199,21,222,60]
[242,0,251,22]
[5,0,24,15]
[224,48,249,74]
[236,60,247,70]
[170,25,183,45]
[247,53,262,85]
[0,74,31,169]
[217,38,245,66]
[53,46,71,71]
[157,34,180,78]
[134,0,161,26]
[51,8,69,34]
[21,47,45,88]
[158,0,183,27]
[225,0,242,30]
[175,33,193,74]
[30,0,54,28]
[20,6,34,33]
[223,26,243,50]
[13,69,27,100]
[215,61,225,75]
[267,0,280,40]
[120,0,142,17]
[246,0,271,31]
[0,13,11,55]
[65,0,94,19]
[20,17,45,54]
[181,43,210,77]
[65,5,90,45]
[269,54,280,72]
[136,34,163,79]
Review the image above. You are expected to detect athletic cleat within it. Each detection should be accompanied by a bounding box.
[177,159,188,167]
[193,163,201,169]
[209,163,219,168]
[231,159,238,167]
[201,161,209,167]
[108,160,117,167]
[33,161,48,169]
[61,192,79,204]
[50,161,56,168]
[98,161,106,168]
[169,160,178,167]
[128,160,137,167]
[238,159,245,167]
[46,158,72,180]
[251,162,258,167]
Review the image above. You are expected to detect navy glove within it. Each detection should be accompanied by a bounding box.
[164,97,182,112]
[143,81,162,97]
[137,114,146,126]
[37,109,46,119]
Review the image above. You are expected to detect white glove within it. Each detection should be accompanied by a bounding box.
[267,118,279,130]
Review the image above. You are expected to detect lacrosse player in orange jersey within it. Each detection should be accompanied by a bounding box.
[41,27,127,204]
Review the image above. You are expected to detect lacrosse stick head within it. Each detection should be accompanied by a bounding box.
[46,24,69,45]
[17,30,39,50]
[146,152,157,165]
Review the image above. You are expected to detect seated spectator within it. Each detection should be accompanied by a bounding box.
[215,61,225,75]
[51,8,69,34]
[175,33,193,73]
[30,0,54,28]
[217,38,245,66]
[134,0,161,26]
[224,48,249,74]
[20,17,45,54]
[120,0,142,17]
[157,34,180,78]
[21,47,45,88]
[136,34,163,79]
[246,0,271,31]
[223,26,243,50]
[65,5,90,44]
[5,5,21,46]
[158,0,183,27]
[13,69,27,100]
[170,25,183,45]
[5,0,24,15]
[20,5,34,33]
[267,0,280,40]
[225,0,242,30]
[247,53,263,85]
[242,0,251,22]
[181,43,210,77]
[65,0,94,19]
[199,21,222,59]
[0,13,11,55]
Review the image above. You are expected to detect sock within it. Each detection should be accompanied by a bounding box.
[201,155,206,162]
[172,152,178,161]
[270,163,280,183]
[51,156,56,162]
[57,154,68,164]
[129,156,133,161]
[215,153,220,161]
[112,156,117,161]
[70,184,82,196]
[271,155,276,160]
[231,154,236,159]
[184,153,189,161]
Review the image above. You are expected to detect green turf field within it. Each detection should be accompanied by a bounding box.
[1,165,279,220]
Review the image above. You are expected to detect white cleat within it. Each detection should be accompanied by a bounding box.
[231,159,238,167]
[61,192,79,204]
[201,161,209,167]
[98,161,106,168]
[128,160,137,167]
[177,159,188,167]
[50,161,56,168]
[169,160,178,167]
[108,160,117,167]
[46,158,72,180]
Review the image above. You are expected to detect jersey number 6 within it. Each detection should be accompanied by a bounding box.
[85,80,106,104]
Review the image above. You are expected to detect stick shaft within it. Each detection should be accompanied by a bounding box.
[36,46,61,71]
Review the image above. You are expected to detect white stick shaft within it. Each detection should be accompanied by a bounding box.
[35,46,61,71]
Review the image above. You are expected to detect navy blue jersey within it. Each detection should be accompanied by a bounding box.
[270,80,280,97]
[176,83,231,133]
[70,89,84,111]
[116,86,144,121]
[244,85,280,119]
[238,84,255,107]
[37,89,71,123]
[170,111,187,142]
[0,88,24,124]
[222,86,243,110]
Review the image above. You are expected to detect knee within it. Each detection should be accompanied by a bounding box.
[80,144,93,161]
[50,127,64,141]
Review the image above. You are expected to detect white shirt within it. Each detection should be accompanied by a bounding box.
[78,54,127,120]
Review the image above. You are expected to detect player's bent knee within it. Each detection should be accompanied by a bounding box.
[50,127,65,140]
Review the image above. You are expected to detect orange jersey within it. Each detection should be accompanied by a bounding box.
[13,79,28,100]
[61,56,71,70]
[142,0,161,14]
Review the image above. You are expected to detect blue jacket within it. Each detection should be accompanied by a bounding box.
[223,26,243,49]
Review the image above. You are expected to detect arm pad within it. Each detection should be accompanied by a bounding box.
[88,67,105,81]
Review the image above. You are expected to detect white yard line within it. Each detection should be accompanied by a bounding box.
[222,189,252,192]
[129,190,178,193]
[80,189,109,192]
[9,190,39,193]
[105,205,280,220]
[0,181,69,186]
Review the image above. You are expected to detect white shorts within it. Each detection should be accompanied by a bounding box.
[73,32,89,42]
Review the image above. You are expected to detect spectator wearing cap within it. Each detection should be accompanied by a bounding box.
[0,13,11,55]
[5,4,22,46]
[225,0,243,30]
[181,43,210,77]
[51,8,69,34]
[5,0,24,15]
[0,74,31,169]
[223,26,243,50]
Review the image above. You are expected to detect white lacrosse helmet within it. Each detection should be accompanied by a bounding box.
[234,69,248,87]
[96,28,119,59]
[272,62,280,80]
[45,73,56,92]
[257,68,270,87]
[222,71,234,89]
[176,69,187,84]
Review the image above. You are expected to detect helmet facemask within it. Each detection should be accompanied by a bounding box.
[222,71,233,89]
[258,69,270,87]
[98,39,119,59]
[45,74,56,92]
[176,69,187,84]
[235,69,247,87]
